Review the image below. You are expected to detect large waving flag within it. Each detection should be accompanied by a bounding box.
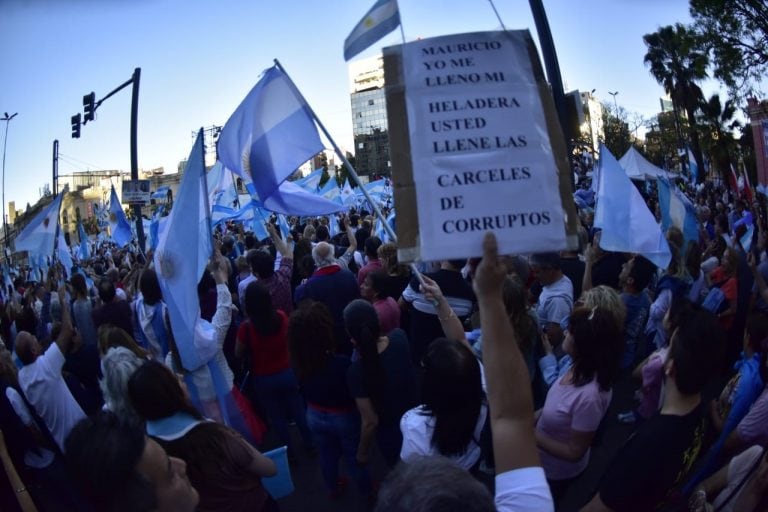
[108,185,133,247]
[340,179,356,206]
[261,180,345,215]
[154,130,214,372]
[344,0,401,61]
[594,145,671,268]
[14,188,65,257]
[218,65,324,201]
[657,177,699,246]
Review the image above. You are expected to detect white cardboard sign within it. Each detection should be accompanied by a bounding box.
[402,31,567,260]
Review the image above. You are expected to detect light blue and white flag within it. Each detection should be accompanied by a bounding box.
[108,185,133,247]
[56,230,74,277]
[251,206,270,241]
[154,130,214,373]
[594,145,671,269]
[296,168,324,192]
[149,205,166,252]
[207,162,239,211]
[320,176,340,201]
[77,221,90,261]
[218,65,324,201]
[375,209,396,242]
[277,214,291,241]
[687,147,699,183]
[344,0,401,61]
[340,179,356,206]
[14,189,65,257]
[657,177,699,246]
[151,186,171,201]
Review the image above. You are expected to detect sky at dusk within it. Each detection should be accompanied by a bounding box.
[1,0,722,209]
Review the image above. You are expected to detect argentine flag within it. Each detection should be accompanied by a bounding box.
[218,65,324,202]
[108,185,133,247]
[344,0,400,61]
[657,177,698,246]
[15,187,66,258]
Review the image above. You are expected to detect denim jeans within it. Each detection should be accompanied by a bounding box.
[254,368,313,450]
[306,407,372,494]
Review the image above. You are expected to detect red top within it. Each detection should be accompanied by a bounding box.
[236,310,290,376]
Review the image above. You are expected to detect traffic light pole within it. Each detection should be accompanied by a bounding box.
[71,67,145,253]
[130,68,146,254]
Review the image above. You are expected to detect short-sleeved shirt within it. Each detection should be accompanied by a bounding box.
[18,343,87,452]
[598,404,706,512]
[535,275,573,331]
[236,311,290,376]
[300,354,355,411]
[536,375,612,480]
[736,386,768,447]
[346,328,418,426]
[373,297,401,335]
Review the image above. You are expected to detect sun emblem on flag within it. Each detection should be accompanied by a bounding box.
[364,16,375,28]
[109,212,117,223]
[156,250,176,280]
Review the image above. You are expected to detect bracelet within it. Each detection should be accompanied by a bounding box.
[438,308,455,321]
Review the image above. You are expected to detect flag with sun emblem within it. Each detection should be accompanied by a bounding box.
[218,65,324,203]
[344,0,400,61]
[14,187,66,257]
[108,185,133,247]
[154,130,214,372]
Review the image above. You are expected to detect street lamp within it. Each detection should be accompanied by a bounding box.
[608,91,619,114]
[1,112,18,259]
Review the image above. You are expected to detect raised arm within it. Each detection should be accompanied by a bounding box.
[475,233,540,473]
[54,286,75,355]
[267,222,292,260]
[419,274,470,350]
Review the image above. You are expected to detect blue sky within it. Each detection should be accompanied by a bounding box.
[1,0,717,209]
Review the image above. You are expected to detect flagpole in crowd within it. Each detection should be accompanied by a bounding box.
[273,59,398,244]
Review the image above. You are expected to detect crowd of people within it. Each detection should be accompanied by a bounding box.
[1,180,768,511]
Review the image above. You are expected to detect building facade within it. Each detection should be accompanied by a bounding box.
[349,54,390,177]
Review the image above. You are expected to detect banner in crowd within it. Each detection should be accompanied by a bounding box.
[383,30,576,261]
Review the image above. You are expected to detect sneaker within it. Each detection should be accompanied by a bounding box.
[329,477,349,500]
[617,411,637,424]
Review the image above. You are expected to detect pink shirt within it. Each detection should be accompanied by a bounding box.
[373,297,401,335]
[638,347,668,419]
[536,375,612,480]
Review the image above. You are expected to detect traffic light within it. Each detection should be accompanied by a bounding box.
[71,114,81,139]
[83,92,96,123]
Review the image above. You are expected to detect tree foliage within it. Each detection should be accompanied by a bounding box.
[697,93,741,187]
[690,0,768,99]
[643,23,708,181]
[599,104,633,158]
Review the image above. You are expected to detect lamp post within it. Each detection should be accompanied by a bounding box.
[608,91,619,114]
[1,112,17,260]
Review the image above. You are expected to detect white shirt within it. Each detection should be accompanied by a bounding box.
[495,467,554,512]
[238,274,257,303]
[18,343,86,453]
[400,404,487,470]
[535,275,573,329]
[5,387,55,468]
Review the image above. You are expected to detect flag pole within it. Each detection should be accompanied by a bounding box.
[273,59,397,244]
[198,128,215,256]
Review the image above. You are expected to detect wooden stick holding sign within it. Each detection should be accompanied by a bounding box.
[272,59,433,300]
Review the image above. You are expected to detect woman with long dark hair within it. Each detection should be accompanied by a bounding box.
[344,299,418,467]
[535,306,622,503]
[289,301,372,499]
[235,281,313,457]
[129,361,277,512]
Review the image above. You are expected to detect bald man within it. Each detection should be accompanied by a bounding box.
[294,242,359,354]
[17,290,86,452]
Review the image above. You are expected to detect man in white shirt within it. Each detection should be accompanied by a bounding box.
[16,288,86,452]
[530,252,574,347]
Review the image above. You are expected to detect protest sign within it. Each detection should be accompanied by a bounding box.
[384,30,577,262]
[122,180,151,205]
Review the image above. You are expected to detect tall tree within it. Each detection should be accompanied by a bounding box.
[643,23,708,182]
[697,93,741,187]
[690,0,768,100]
[599,104,633,158]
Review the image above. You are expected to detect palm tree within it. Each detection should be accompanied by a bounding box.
[697,93,740,187]
[643,23,708,182]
